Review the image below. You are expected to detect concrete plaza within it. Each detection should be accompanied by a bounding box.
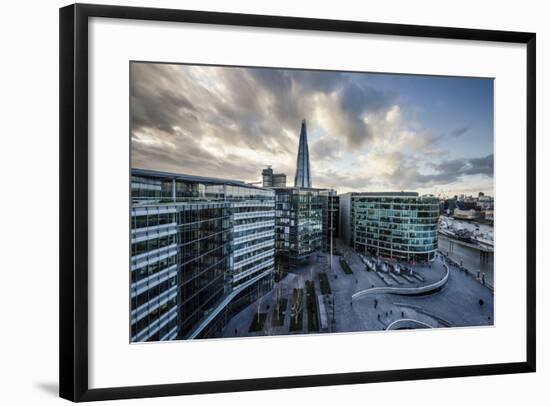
[220,239,494,338]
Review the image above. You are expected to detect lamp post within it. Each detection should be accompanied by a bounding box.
[330,193,333,273]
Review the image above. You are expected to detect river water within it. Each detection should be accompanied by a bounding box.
[438,234,494,287]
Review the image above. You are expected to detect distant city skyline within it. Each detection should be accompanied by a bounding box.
[131,63,494,197]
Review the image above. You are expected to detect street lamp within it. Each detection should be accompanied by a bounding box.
[330,193,333,274]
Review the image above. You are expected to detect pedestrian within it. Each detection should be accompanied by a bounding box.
[235,328,238,336]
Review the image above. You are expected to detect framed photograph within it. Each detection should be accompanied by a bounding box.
[59,3,536,402]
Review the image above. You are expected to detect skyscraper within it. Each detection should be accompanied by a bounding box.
[294,119,312,188]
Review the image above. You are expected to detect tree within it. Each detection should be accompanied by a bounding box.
[275,281,288,323]
[332,294,336,325]
[293,288,304,326]
[292,276,304,327]
[263,312,275,336]
[275,283,281,322]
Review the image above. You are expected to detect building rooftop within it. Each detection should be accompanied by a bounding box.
[349,191,419,197]
[132,168,266,191]
[272,186,330,192]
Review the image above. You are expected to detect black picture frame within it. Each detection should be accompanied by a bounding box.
[59,3,536,402]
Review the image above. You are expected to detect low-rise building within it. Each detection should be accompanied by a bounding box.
[261,166,287,188]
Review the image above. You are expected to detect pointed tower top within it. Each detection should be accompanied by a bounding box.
[294,119,312,188]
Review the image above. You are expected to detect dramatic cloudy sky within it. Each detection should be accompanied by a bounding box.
[131,62,494,197]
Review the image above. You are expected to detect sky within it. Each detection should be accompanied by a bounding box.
[130,62,494,197]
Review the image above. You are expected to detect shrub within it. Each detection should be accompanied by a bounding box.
[249,313,267,332]
[306,281,319,332]
[340,259,353,274]
[319,272,332,294]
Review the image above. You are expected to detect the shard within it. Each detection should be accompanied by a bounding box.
[294,119,312,188]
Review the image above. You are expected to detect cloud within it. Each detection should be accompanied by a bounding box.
[450,126,469,137]
[430,154,493,178]
[310,137,344,162]
[130,62,493,195]
[131,64,198,135]
[334,82,395,148]
[314,168,375,191]
[380,153,494,190]
[130,62,395,184]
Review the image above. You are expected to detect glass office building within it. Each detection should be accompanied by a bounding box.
[320,190,339,251]
[340,192,439,262]
[131,203,179,342]
[274,187,324,269]
[130,169,275,342]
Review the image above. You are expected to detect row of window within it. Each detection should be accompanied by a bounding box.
[357,223,438,231]
[131,234,177,257]
[356,227,437,235]
[357,235,438,245]
[132,255,177,283]
[234,244,274,264]
[181,266,225,304]
[233,235,274,253]
[131,276,177,311]
[181,249,227,281]
[132,213,175,229]
[233,226,274,239]
[234,252,275,275]
[357,239,437,251]
[180,235,227,264]
[354,197,437,204]
[179,207,228,225]
[131,297,177,339]
[233,216,275,227]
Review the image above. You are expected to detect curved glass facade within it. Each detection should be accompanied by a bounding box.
[350,193,439,262]
[130,169,275,341]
